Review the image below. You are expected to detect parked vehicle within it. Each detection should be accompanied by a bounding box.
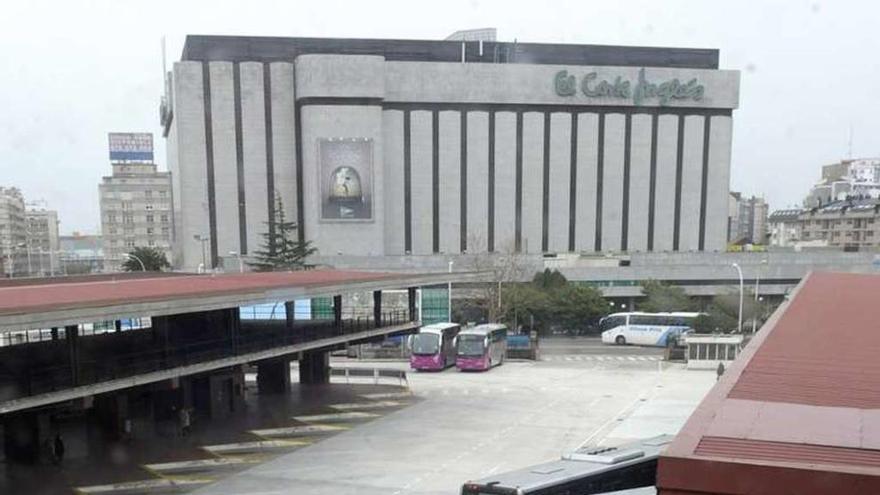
[410,323,461,371]
[455,324,508,371]
[460,435,671,495]
[600,312,701,347]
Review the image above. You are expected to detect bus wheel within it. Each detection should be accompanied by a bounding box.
[615,336,626,345]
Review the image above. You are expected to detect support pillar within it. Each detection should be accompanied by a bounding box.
[93,393,130,440]
[3,412,50,463]
[299,351,330,385]
[333,295,342,331]
[65,324,79,386]
[373,290,382,327]
[284,301,295,330]
[153,316,170,366]
[407,287,417,321]
[256,358,291,394]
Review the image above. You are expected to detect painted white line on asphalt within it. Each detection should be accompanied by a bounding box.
[251,424,346,438]
[330,400,402,410]
[293,411,379,422]
[360,391,413,400]
[75,478,212,494]
[202,439,308,454]
[145,457,258,474]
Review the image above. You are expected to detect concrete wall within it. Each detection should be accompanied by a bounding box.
[171,62,210,270]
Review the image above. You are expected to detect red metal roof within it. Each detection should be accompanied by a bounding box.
[658,272,880,495]
[0,270,402,317]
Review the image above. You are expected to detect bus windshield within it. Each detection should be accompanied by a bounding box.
[411,333,440,355]
[457,335,486,356]
[600,315,626,331]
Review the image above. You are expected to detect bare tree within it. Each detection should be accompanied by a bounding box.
[463,234,534,323]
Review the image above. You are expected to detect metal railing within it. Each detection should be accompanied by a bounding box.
[12,310,414,400]
[330,366,409,387]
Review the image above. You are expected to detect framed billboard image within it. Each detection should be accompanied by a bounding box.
[318,138,373,221]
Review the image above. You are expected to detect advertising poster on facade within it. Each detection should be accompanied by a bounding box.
[319,138,373,221]
[108,132,154,162]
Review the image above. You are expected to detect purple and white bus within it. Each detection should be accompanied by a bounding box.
[455,324,508,371]
[410,323,461,371]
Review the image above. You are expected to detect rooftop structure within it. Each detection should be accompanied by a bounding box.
[658,271,880,494]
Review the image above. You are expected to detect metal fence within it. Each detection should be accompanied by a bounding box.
[11,310,414,399]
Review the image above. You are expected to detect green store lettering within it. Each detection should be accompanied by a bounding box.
[554,68,704,106]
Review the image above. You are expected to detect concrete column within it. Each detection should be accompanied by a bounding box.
[152,316,170,365]
[373,290,382,327]
[256,358,291,394]
[202,367,246,420]
[284,301,295,329]
[333,295,342,331]
[93,393,130,439]
[227,308,240,355]
[65,325,79,386]
[299,351,330,385]
[408,287,417,321]
[115,319,122,332]
[3,412,50,463]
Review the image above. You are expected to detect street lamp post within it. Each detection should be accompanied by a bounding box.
[447,260,454,322]
[731,263,744,333]
[229,251,244,273]
[752,259,768,333]
[125,253,147,272]
[194,234,209,272]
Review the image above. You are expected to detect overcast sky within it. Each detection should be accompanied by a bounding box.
[1,0,876,234]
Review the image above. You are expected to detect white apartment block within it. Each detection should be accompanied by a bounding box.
[99,163,173,271]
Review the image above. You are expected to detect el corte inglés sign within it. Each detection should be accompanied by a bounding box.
[554,68,704,106]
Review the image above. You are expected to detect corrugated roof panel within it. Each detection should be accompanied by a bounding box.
[695,437,880,469]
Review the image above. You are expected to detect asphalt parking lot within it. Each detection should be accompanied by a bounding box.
[193,338,714,495]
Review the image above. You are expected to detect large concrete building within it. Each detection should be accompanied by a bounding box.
[804,158,880,207]
[727,193,768,244]
[25,209,60,276]
[0,187,27,276]
[163,36,740,272]
[99,162,173,271]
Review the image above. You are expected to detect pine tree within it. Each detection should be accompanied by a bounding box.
[248,195,316,271]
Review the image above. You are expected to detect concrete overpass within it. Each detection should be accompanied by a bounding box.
[0,269,477,462]
[309,250,880,298]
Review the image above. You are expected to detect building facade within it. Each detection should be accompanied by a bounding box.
[767,208,802,247]
[800,199,880,249]
[99,162,173,271]
[728,193,768,244]
[163,36,740,271]
[805,158,880,207]
[25,209,60,275]
[0,187,27,276]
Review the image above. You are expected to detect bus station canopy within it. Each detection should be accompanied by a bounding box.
[658,271,880,494]
[0,269,475,331]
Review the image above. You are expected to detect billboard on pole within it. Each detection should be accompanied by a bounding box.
[108,132,153,162]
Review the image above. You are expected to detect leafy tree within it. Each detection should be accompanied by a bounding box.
[500,271,608,334]
[122,246,171,272]
[532,268,568,289]
[637,280,697,313]
[692,289,782,334]
[248,195,317,272]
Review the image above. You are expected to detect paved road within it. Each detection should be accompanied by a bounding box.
[194,347,713,495]
[540,336,666,356]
